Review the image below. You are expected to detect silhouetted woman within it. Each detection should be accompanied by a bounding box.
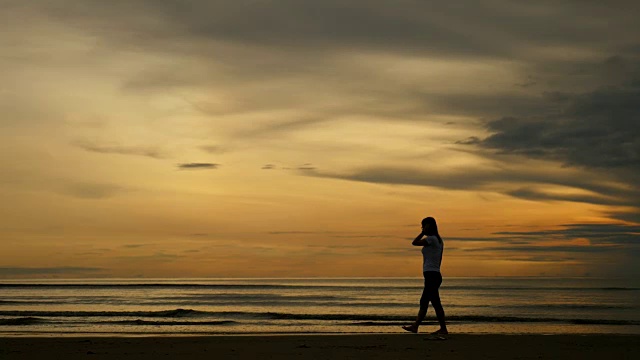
[402,217,448,334]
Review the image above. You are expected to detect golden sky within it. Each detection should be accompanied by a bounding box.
[1,0,639,278]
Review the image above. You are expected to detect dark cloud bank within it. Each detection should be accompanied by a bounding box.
[177,163,219,170]
[473,82,640,171]
[308,58,640,224]
[462,62,640,223]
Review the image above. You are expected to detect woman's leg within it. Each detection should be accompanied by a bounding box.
[430,273,448,334]
[402,301,429,333]
[402,276,432,333]
[402,277,431,333]
[430,289,448,333]
[415,298,430,324]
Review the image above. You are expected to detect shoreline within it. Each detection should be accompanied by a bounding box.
[2,334,639,359]
[3,332,640,336]
[2,330,640,337]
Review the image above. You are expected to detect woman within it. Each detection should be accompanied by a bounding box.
[402,217,448,334]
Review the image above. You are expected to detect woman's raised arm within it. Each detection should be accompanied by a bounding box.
[412,232,428,246]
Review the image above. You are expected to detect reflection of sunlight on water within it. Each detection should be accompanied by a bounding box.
[1,277,638,335]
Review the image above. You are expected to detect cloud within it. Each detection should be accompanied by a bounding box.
[453,222,640,274]
[442,223,639,248]
[297,163,316,170]
[199,145,226,154]
[472,81,640,170]
[493,223,640,246]
[62,182,127,199]
[456,137,482,145]
[74,140,164,159]
[27,1,640,62]
[234,116,333,138]
[330,234,388,239]
[464,245,622,254]
[268,231,343,235]
[13,1,639,125]
[455,252,580,263]
[262,164,276,170]
[306,166,490,189]
[506,187,627,206]
[10,1,640,145]
[0,267,103,275]
[114,252,181,262]
[1,170,130,200]
[266,230,392,240]
[278,54,640,213]
[516,75,537,88]
[445,236,514,242]
[605,210,640,224]
[449,56,640,218]
[177,163,219,170]
[122,244,149,248]
[303,165,636,206]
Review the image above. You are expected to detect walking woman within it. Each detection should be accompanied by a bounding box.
[402,217,448,334]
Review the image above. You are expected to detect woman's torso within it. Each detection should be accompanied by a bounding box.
[421,235,443,272]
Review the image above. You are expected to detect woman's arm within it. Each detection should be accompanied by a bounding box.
[412,232,428,246]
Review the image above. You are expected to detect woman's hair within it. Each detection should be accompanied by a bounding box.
[421,217,442,243]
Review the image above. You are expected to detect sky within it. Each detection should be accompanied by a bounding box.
[1,0,639,278]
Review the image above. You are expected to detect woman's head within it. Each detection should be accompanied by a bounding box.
[421,217,438,235]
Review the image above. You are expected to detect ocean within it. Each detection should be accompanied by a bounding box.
[1,277,638,336]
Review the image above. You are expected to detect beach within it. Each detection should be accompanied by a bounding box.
[1,334,639,359]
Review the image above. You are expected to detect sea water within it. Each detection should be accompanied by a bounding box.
[1,277,638,336]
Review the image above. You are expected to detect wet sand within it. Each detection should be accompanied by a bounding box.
[1,334,638,359]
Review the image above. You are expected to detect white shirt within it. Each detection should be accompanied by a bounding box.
[422,235,444,272]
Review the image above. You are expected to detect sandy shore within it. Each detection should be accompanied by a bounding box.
[1,334,638,359]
